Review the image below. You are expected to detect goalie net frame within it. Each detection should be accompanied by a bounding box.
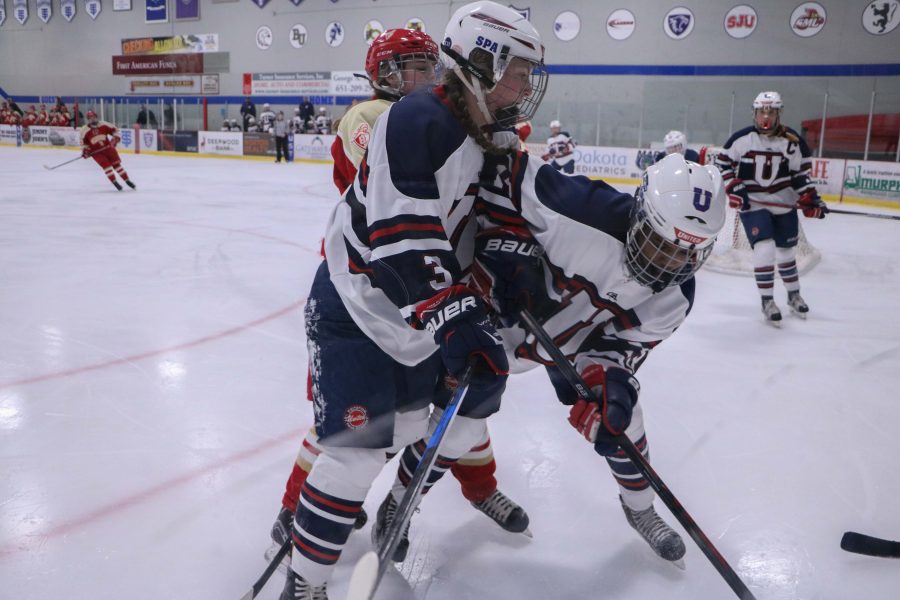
[699,145,822,276]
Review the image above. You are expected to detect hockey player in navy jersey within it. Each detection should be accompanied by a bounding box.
[715,91,827,325]
[653,130,700,164]
[280,3,548,597]
[542,119,576,173]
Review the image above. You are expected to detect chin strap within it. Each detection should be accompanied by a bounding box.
[451,64,495,126]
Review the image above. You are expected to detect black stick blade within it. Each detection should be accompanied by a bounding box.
[841,532,900,558]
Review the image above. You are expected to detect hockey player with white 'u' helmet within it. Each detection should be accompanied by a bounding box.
[441,1,548,127]
[627,154,726,292]
[752,90,783,132]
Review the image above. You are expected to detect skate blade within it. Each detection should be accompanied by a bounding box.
[765,319,783,328]
[521,527,534,539]
[790,309,808,320]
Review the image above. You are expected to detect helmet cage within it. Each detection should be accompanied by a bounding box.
[625,186,713,293]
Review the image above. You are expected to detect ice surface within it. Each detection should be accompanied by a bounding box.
[1,147,898,599]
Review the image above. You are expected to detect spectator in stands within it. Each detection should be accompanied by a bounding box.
[54,96,66,113]
[273,111,289,163]
[240,97,257,132]
[22,106,38,128]
[298,97,315,130]
[37,104,49,126]
[135,105,159,129]
[7,98,24,118]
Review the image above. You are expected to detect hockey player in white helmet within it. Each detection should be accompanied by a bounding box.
[280,3,547,597]
[654,129,700,164]
[543,118,577,173]
[715,90,827,325]
[314,106,332,134]
[258,102,276,133]
[470,151,725,567]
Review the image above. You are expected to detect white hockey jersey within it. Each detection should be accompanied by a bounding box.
[715,125,815,214]
[258,110,276,133]
[545,131,576,165]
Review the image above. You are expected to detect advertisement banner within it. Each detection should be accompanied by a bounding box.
[843,160,900,205]
[125,75,207,94]
[46,126,82,147]
[158,131,198,153]
[113,53,204,75]
[145,0,167,23]
[0,125,18,145]
[808,157,845,198]
[247,72,331,96]
[329,71,373,96]
[242,131,276,157]
[139,128,158,151]
[293,133,335,162]
[23,126,51,146]
[198,130,243,156]
[175,0,199,20]
[122,33,218,55]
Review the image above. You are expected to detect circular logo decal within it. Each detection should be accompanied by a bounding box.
[343,405,369,429]
[351,122,371,151]
[664,6,695,40]
[790,2,827,37]
[406,17,425,33]
[256,25,273,50]
[606,8,636,41]
[290,23,308,49]
[365,20,384,44]
[325,21,345,47]
[724,5,758,39]
[553,11,581,41]
[862,0,899,35]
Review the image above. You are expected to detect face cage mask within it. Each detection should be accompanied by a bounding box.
[624,201,712,293]
[374,53,441,98]
[754,108,780,133]
[490,64,549,128]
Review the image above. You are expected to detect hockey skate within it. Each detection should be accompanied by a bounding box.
[787,291,808,319]
[471,489,532,537]
[266,506,368,574]
[620,496,686,568]
[125,180,136,189]
[372,492,411,562]
[280,568,328,600]
[112,180,123,191]
[761,297,782,327]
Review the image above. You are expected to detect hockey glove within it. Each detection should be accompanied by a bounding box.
[726,180,751,211]
[111,137,119,148]
[798,191,827,219]
[567,365,639,456]
[470,227,551,326]
[81,148,90,159]
[416,285,509,392]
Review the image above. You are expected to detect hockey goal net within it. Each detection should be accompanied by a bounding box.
[699,146,822,276]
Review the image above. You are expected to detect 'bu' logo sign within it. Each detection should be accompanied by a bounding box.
[664,7,694,39]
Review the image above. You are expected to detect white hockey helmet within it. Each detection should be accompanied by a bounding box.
[663,130,687,154]
[441,1,548,127]
[625,154,726,293]
[752,91,783,132]
[549,119,561,129]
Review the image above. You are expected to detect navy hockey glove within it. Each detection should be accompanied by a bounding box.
[416,285,509,390]
[567,365,639,456]
[726,180,751,211]
[471,227,550,326]
[798,191,827,219]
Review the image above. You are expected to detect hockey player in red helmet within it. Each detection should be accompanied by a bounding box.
[80,109,136,191]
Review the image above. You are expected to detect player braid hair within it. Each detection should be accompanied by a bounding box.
[443,49,514,157]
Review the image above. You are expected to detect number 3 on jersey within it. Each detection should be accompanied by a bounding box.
[424,255,452,291]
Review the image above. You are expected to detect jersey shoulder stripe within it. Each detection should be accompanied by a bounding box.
[722,126,756,149]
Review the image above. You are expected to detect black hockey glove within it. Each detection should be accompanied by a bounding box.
[470,227,551,327]
[416,285,509,393]
[568,365,639,456]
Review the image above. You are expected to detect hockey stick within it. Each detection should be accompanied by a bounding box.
[42,148,102,170]
[517,308,757,600]
[742,198,900,221]
[840,531,900,558]
[239,537,291,600]
[346,364,474,600]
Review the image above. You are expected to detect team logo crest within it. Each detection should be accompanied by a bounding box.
[290,24,308,49]
[508,5,530,21]
[863,1,899,35]
[85,0,101,20]
[252,0,271,8]
[790,2,827,37]
[635,150,655,170]
[724,5,758,39]
[256,25,273,50]
[664,7,694,39]
[405,18,424,32]
[343,405,369,429]
[143,132,154,147]
[290,0,304,5]
[364,20,384,44]
[554,10,581,41]
[326,21,344,47]
[13,0,28,25]
[62,0,76,21]
[0,7,6,27]
[37,0,52,23]
[352,122,370,151]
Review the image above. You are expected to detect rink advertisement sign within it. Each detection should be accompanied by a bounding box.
[125,75,208,94]
[242,131,277,157]
[247,71,371,96]
[0,125,20,145]
[199,131,243,156]
[293,134,336,162]
[159,131,198,153]
[113,53,204,75]
[843,161,900,204]
[121,34,219,55]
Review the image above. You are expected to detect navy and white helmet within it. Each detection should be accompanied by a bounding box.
[625,154,726,292]
[752,91,783,132]
[752,90,783,110]
[441,1,548,127]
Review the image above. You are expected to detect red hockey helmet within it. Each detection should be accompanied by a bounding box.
[365,28,439,97]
